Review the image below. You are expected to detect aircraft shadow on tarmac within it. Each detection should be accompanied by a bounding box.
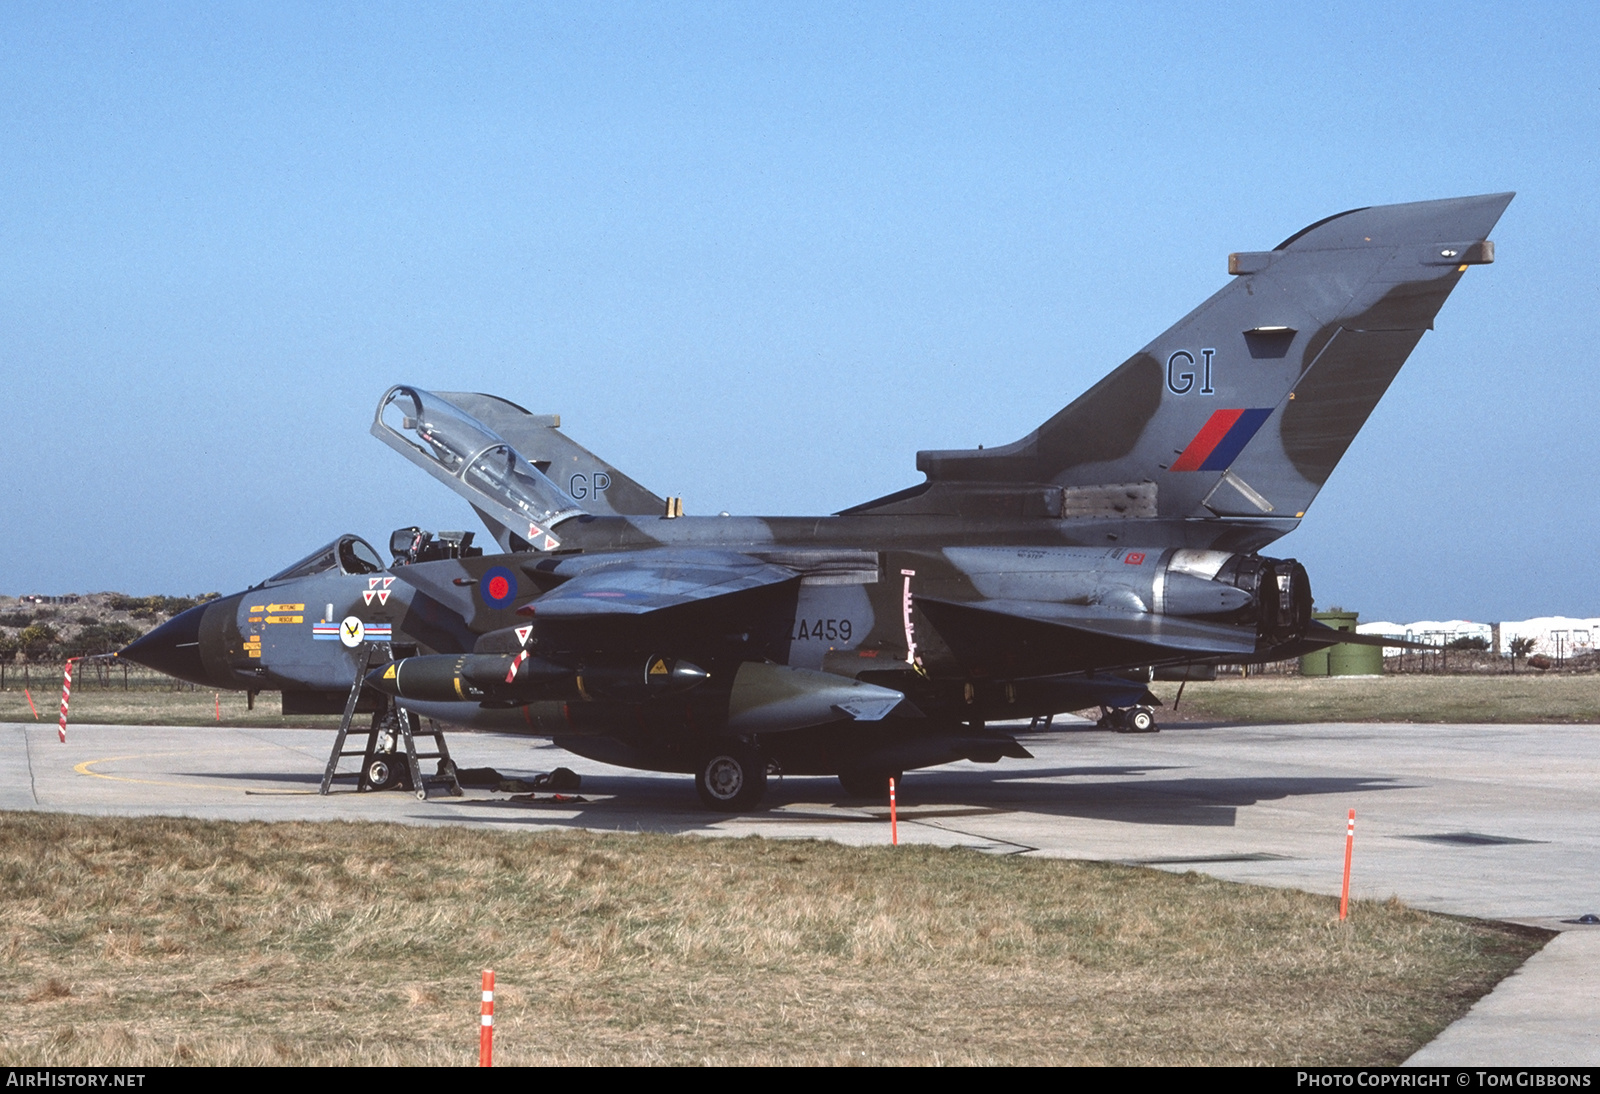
[404,767,1416,833]
[167,762,1175,792]
[156,760,1414,831]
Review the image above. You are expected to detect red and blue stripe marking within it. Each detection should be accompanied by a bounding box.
[1169,408,1273,472]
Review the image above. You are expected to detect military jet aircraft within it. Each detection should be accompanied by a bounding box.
[122,193,1511,809]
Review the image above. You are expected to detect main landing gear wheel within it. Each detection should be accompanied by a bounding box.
[836,769,903,800]
[695,747,768,812]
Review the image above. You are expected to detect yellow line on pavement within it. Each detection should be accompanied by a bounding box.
[73,752,307,793]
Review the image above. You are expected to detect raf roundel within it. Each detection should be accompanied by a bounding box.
[480,566,518,610]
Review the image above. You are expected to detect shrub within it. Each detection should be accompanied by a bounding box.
[17,624,61,660]
[109,594,208,619]
[73,622,143,654]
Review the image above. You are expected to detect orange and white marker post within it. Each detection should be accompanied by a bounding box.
[1339,808,1355,921]
[889,777,899,845]
[479,969,494,1066]
[24,688,38,720]
[57,658,79,743]
[214,692,221,721]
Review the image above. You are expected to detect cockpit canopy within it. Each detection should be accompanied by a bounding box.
[266,534,385,583]
[373,385,586,552]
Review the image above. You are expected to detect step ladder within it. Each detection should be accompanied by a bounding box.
[319,643,462,799]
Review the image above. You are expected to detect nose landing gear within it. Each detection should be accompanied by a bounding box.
[1098,705,1159,733]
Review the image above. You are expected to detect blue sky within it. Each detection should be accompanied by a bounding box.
[1,3,1594,622]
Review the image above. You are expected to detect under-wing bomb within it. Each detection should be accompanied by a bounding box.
[368,652,708,704]
[120,194,1513,810]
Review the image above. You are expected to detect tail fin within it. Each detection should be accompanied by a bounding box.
[436,392,665,520]
[852,194,1512,528]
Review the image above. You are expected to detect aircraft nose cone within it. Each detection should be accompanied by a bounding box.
[119,602,212,685]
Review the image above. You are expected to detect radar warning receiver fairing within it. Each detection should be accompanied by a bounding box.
[120,194,1511,809]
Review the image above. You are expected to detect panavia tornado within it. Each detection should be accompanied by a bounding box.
[122,194,1511,809]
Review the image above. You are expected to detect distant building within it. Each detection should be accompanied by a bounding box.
[1358,617,1598,658]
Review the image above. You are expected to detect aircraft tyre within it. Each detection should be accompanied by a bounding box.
[695,747,767,812]
[364,756,403,791]
[1114,707,1158,734]
[836,768,903,800]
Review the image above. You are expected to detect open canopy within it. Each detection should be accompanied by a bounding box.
[373,385,586,552]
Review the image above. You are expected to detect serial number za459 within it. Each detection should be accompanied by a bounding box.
[789,618,853,642]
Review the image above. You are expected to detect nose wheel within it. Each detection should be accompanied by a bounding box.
[364,755,405,792]
[1098,705,1159,733]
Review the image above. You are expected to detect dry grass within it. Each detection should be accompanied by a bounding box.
[1151,673,1600,725]
[0,813,1543,1066]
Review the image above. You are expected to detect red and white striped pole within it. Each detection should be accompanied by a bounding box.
[479,969,494,1066]
[24,688,38,720]
[57,658,79,743]
[889,777,899,845]
[1339,809,1355,921]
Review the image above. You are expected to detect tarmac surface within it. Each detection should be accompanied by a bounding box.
[5,715,1599,1065]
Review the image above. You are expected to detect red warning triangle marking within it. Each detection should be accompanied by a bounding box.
[362,590,376,605]
[381,576,395,588]
[368,577,380,589]
[377,590,390,605]
[542,535,559,551]
[514,625,533,646]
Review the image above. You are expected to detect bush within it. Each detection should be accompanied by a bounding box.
[108,594,209,619]
[17,623,61,660]
[73,622,143,654]
[1446,636,1489,651]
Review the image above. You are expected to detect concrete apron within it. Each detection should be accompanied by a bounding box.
[6,717,1600,1064]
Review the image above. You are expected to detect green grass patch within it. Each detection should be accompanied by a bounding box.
[0,813,1546,1065]
[0,685,342,729]
[1153,673,1600,725]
